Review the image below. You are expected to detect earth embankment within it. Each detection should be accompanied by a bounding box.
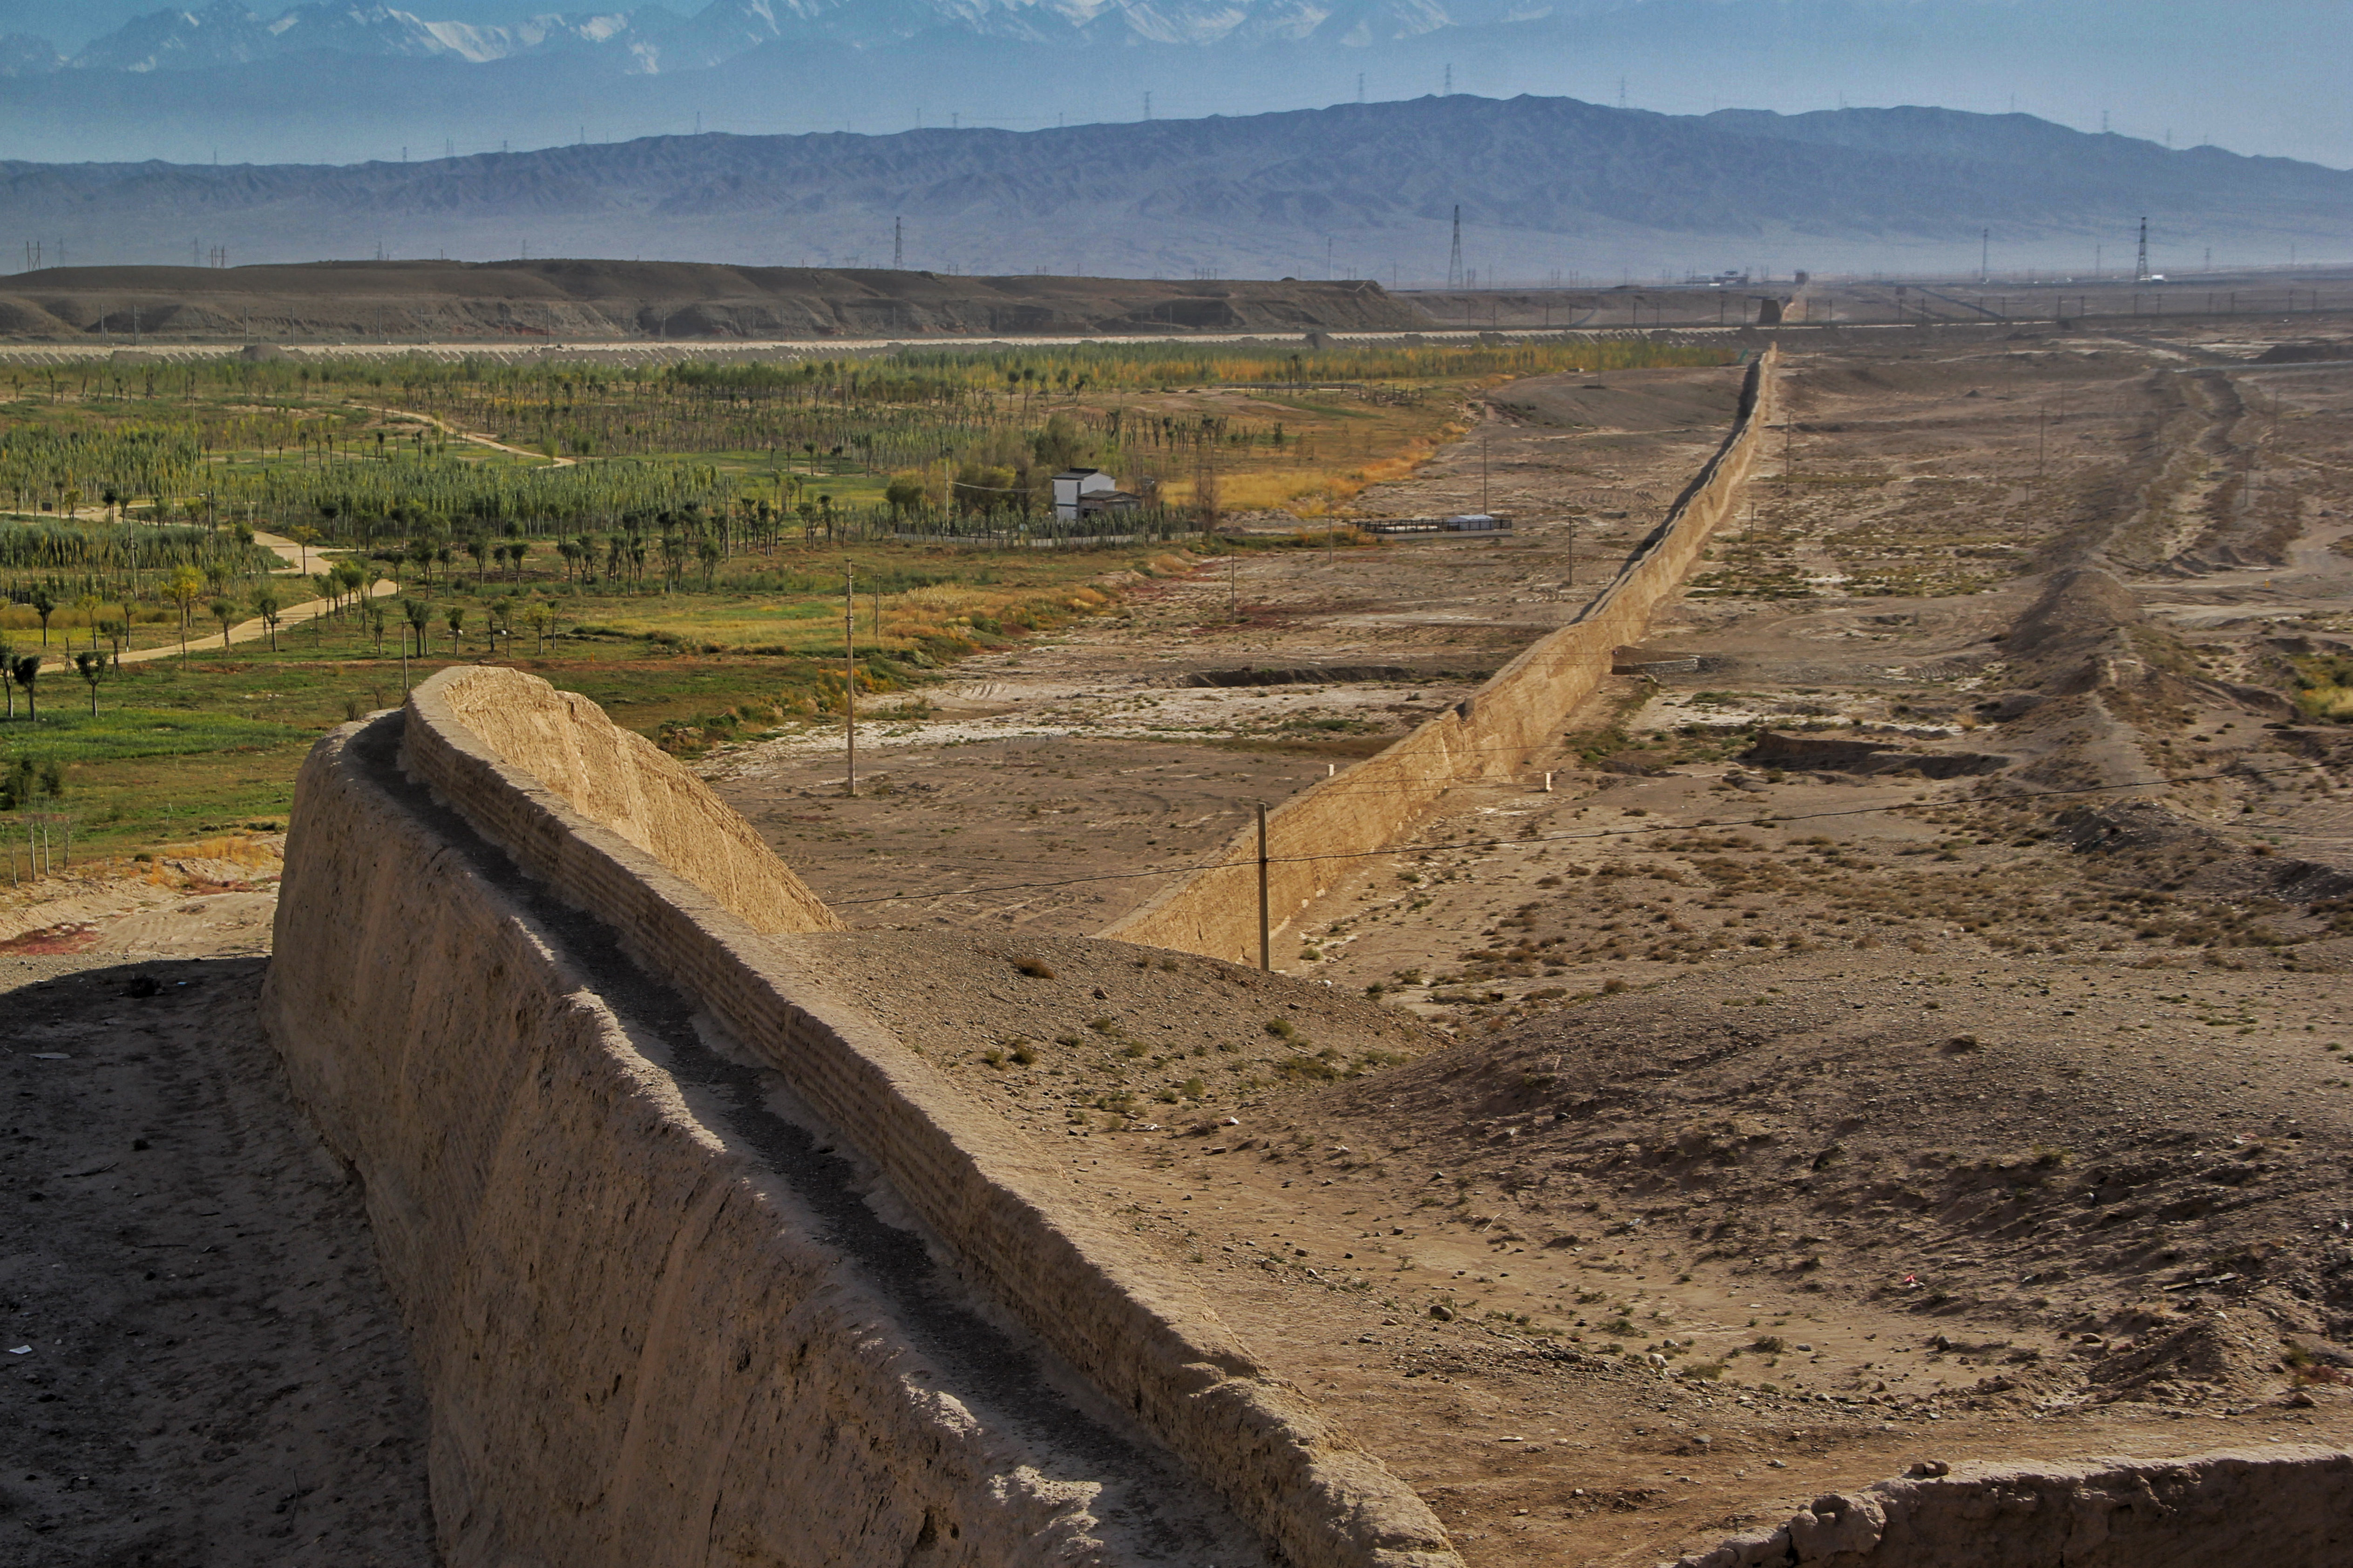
[0,259,1432,343]
[266,714,1221,1565]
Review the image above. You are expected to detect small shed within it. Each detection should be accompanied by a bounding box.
[1052,469,1119,521]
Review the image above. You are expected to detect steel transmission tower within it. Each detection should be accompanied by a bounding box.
[894,216,903,270]
[1447,206,1464,289]
[2135,216,2149,283]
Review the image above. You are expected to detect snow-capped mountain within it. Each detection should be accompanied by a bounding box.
[11,0,1494,76]
[50,0,671,74]
[0,30,65,72]
[0,0,2339,175]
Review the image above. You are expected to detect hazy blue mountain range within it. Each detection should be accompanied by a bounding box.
[3,95,2343,284]
[0,0,2343,171]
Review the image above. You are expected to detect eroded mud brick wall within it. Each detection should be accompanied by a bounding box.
[283,666,1459,1568]
[427,669,842,935]
[1677,1447,2353,1568]
[258,718,1106,1568]
[1105,347,1777,961]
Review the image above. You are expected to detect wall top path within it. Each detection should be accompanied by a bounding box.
[396,664,1460,1568]
[433,664,842,934]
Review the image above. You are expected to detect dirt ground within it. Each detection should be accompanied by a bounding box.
[0,951,434,1567]
[9,324,2353,1565]
[706,324,2353,1562]
[706,364,1745,932]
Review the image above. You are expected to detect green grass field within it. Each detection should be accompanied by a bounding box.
[0,539,1157,857]
[0,338,1741,862]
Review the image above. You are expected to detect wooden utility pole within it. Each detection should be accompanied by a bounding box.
[843,564,857,796]
[1256,803,1271,972]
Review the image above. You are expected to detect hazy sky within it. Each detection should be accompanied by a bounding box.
[1,0,2346,169]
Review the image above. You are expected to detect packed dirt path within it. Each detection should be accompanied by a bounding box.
[376,404,577,466]
[34,527,398,672]
[0,949,435,1566]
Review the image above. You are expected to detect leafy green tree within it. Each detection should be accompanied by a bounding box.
[445,604,466,654]
[166,565,203,656]
[403,597,431,656]
[73,650,104,715]
[286,523,321,573]
[253,587,283,651]
[209,596,237,648]
[29,586,54,647]
[885,473,926,521]
[1033,412,1088,472]
[12,655,39,722]
[311,573,337,641]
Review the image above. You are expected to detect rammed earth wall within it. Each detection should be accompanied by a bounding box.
[1104,347,1778,961]
[265,665,1458,1568]
[1671,1447,2353,1568]
[259,717,1106,1568]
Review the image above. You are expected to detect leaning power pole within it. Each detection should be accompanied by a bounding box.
[2135,216,2150,283]
[1447,206,1464,290]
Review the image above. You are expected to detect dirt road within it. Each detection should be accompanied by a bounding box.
[31,527,400,673]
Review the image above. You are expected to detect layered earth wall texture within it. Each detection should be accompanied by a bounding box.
[1673,1447,2353,1568]
[264,666,1457,1568]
